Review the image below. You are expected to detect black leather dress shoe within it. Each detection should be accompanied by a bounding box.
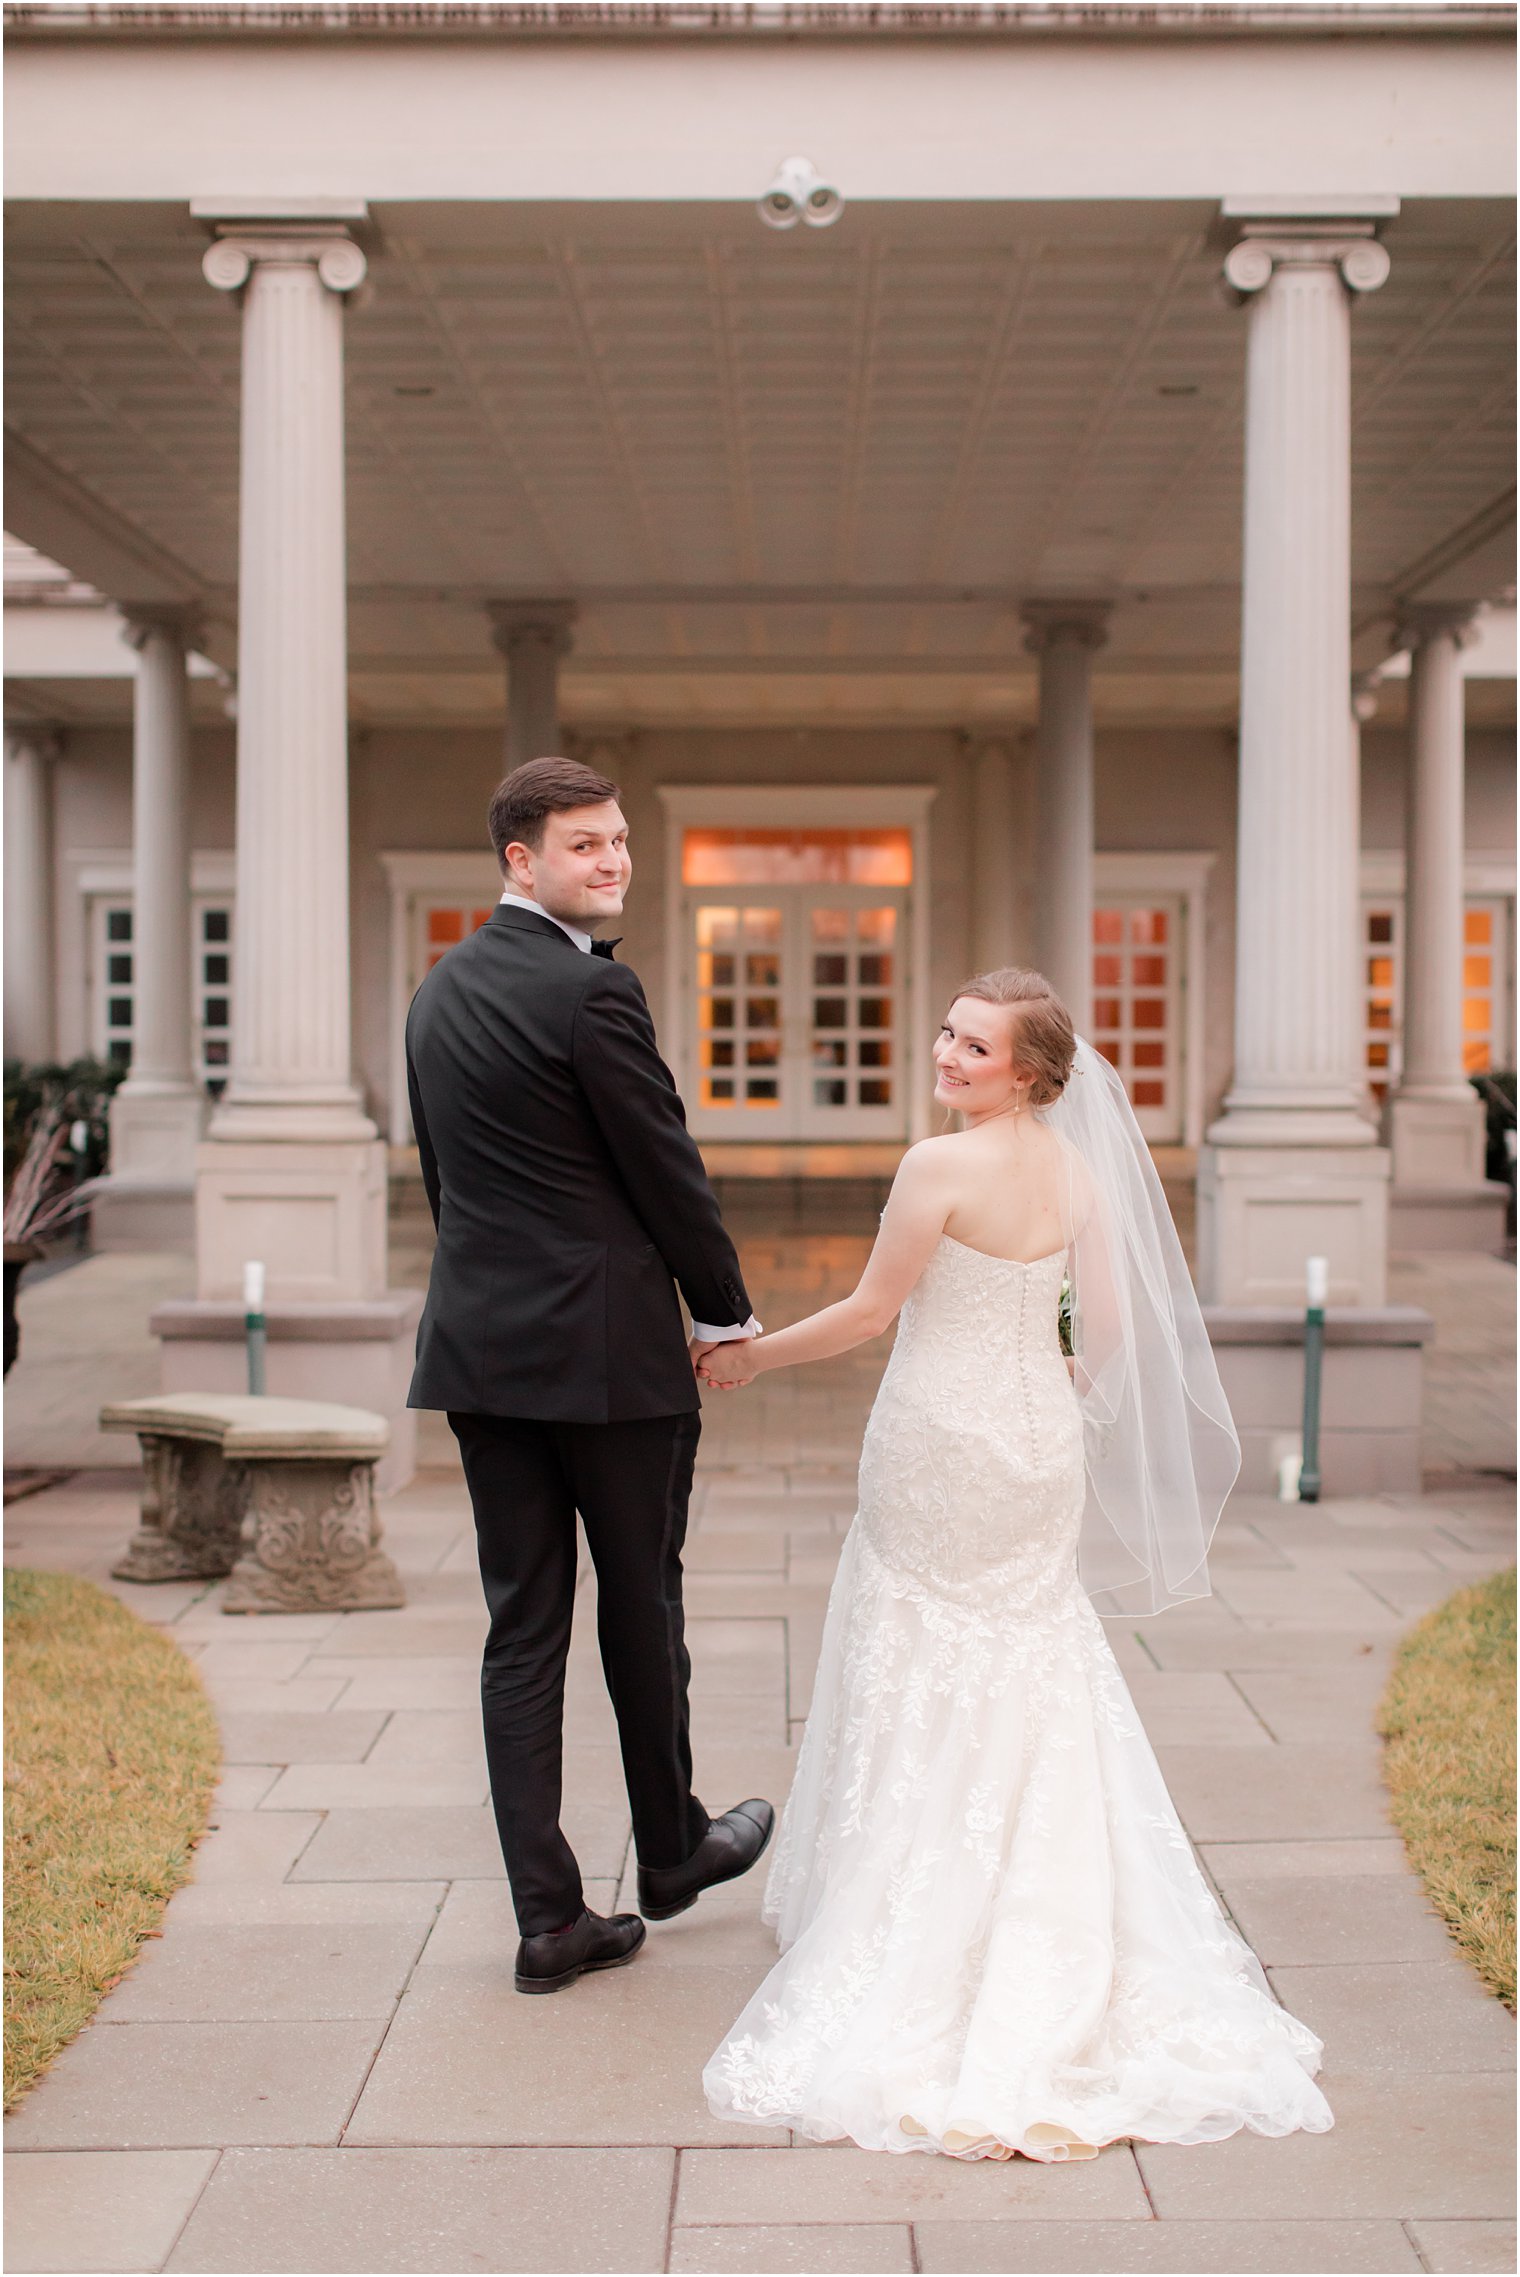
[514,1907,646,1995]
[636,1798,775,1922]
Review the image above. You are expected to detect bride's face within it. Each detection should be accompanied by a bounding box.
[934,998,1030,1120]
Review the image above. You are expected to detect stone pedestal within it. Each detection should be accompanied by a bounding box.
[152,1289,422,1494]
[1205,1304,1435,1495]
[1197,1143,1392,1308]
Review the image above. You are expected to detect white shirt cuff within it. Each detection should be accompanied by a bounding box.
[691,1314,763,1343]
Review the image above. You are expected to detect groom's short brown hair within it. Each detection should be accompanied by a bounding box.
[489,756,622,863]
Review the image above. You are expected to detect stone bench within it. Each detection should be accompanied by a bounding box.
[102,1392,404,1615]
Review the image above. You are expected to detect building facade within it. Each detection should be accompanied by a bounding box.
[3,2,1515,1479]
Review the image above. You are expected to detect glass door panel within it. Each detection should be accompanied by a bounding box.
[694,903,785,1117]
[1090,897,1183,1141]
[798,898,905,1136]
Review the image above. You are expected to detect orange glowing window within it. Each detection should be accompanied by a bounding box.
[681,829,912,887]
[1465,910,1493,945]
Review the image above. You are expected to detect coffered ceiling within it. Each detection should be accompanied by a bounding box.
[4,195,1514,727]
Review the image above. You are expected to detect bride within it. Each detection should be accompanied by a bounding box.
[695,966,1333,2164]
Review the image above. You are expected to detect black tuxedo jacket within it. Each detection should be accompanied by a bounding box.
[405,901,751,1422]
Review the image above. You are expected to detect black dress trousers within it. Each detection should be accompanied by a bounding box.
[449,1407,711,1937]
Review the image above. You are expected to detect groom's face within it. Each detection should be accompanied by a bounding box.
[508,800,632,930]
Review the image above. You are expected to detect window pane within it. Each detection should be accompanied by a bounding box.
[705,953,735,988]
[108,954,132,984]
[203,997,229,1029]
[746,1038,780,1065]
[812,1040,847,1066]
[1368,957,1394,989]
[858,997,891,1029]
[1464,955,1492,988]
[683,828,911,887]
[708,1079,734,1102]
[1368,1003,1393,1028]
[1130,908,1168,944]
[1093,997,1122,1029]
[1132,998,1166,1029]
[203,954,230,985]
[811,907,849,943]
[428,909,463,945]
[1096,1039,1120,1066]
[813,998,848,1029]
[858,1040,892,1067]
[1093,910,1123,945]
[857,907,896,946]
[203,910,229,943]
[1132,1041,1165,1068]
[1133,1080,1166,1107]
[1093,954,1122,986]
[707,1039,734,1067]
[1368,912,1394,943]
[1465,909,1493,944]
[746,997,779,1028]
[696,907,739,951]
[1462,999,1488,1031]
[746,952,779,986]
[857,954,893,986]
[859,1079,892,1106]
[107,909,133,942]
[746,1079,780,1103]
[1464,1039,1492,1072]
[1133,954,1167,986]
[813,954,847,986]
[108,997,133,1027]
[108,1039,131,1065]
[814,1079,847,1107]
[204,1038,229,1065]
[1368,1042,1389,1067]
[709,997,735,1029]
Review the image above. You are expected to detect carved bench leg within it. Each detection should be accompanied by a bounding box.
[112,1433,245,1582]
[222,1458,405,1614]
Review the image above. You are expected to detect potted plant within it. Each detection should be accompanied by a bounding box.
[2,1058,125,1375]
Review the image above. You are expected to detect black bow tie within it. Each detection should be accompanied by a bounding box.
[590,938,621,960]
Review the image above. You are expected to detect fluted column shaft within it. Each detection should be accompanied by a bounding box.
[1396,608,1477,1103]
[3,725,59,1065]
[1213,226,1390,1144]
[203,225,372,1140]
[489,603,575,773]
[1026,603,1109,1033]
[119,613,197,1094]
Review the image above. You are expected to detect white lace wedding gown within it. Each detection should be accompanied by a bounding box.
[704,1234,1334,2161]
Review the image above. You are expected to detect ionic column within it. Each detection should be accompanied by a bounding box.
[1198,218,1393,1306]
[3,723,60,1065]
[1385,603,1490,1196]
[1024,602,1109,1032]
[107,609,205,1187]
[488,602,576,772]
[193,218,383,1308]
[966,737,1018,975]
[203,223,373,1144]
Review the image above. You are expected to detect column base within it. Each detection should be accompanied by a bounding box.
[1197,1141,1391,1306]
[195,1136,387,1304]
[150,1290,424,1494]
[1383,1091,1487,1187]
[110,1083,208,1180]
[1203,1304,1434,1496]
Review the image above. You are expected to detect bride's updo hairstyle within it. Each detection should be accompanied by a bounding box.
[954,967,1077,1107]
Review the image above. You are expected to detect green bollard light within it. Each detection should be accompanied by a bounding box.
[243,1258,267,1397]
[1298,1254,1328,1504]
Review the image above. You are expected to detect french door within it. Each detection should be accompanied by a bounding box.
[682,887,909,1140]
[1090,893,1185,1141]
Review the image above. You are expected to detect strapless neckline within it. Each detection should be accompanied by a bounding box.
[937,1232,1067,1272]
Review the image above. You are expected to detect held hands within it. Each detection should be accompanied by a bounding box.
[690,1335,761,1392]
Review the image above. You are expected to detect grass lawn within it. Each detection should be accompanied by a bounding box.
[4,1567,221,2110]
[1377,1564,1516,2012]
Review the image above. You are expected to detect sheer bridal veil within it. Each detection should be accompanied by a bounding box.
[1045,1038,1240,1618]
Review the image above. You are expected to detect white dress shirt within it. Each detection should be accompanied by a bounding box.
[498,887,760,1346]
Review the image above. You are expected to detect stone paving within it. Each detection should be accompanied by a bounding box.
[3,1226,1517,2274]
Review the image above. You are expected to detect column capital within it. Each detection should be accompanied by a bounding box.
[120,602,204,654]
[1394,600,1486,653]
[487,599,578,658]
[1222,221,1391,303]
[1350,669,1385,724]
[202,223,367,298]
[1021,599,1111,655]
[4,720,64,764]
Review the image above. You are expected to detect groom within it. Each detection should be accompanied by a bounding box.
[406,756,773,1994]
